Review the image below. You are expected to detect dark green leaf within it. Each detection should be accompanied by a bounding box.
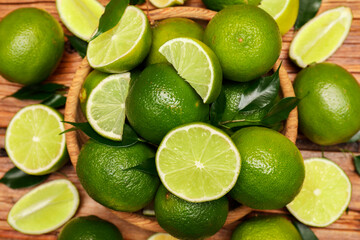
[237,65,280,112]
[210,89,226,126]
[262,97,299,125]
[0,167,49,189]
[67,35,88,58]
[62,121,139,147]
[8,83,67,100]
[292,220,318,240]
[294,0,322,30]
[41,94,67,108]
[130,0,145,4]
[220,119,262,129]
[124,157,158,176]
[91,0,129,40]
[348,130,360,143]
[354,156,360,176]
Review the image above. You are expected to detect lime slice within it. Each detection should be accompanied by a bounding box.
[5,104,67,175]
[87,6,152,73]
[159,37,222,104]
[56,0,104,41]
[290,7,352,68]
[148,233,178,240]
[259,0,299,35]
[8,179,79,234]
[86,72,130,141]
[287,158,352,227]
[156,123,241,202]
[150,0,184,8]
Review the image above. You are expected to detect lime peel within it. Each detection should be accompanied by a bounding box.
[150,0,184,8]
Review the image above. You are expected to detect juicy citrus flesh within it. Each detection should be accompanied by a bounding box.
[56,0,104,41]
[287,158,352,227]
[86,72,130,140]
[8,179,79,235]
[159,37,222,104]
[202,0,261,11]
[290,7,352,68]
[156,123,241,202]
[148,233,178,240]
[150,0,184,8]
[5,104,67,175]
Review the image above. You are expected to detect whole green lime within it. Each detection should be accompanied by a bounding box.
[76,139,160,212]
[230,127,305,210]
[147,18,204,65]
[126,64,209,144]
[0,8,64,85]
[231,215,302,240]
[58,216,123,240]
[294,63,360,145]
[204,5,281,82]
[155,185,228,239]
[202,0,261,11]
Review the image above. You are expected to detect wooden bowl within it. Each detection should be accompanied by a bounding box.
[64,6,298,233]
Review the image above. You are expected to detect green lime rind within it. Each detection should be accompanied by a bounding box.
[150,0,184,8]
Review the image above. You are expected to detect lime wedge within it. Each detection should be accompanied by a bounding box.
[86,72,130,141]
[56,0,104,41]
[150,0,184,8]
[8,179,79,234]
[287,158,352,227]
[87,6,152,73]
[259,0,299,35]
[156,123,241,202]
[148,233,179,240]
[290,7,352,68]
[159,37,222,104]
[5,104,67,175]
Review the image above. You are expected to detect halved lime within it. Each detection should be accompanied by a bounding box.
[56,0,104,41]
[148,233,178,240]
[287,158,352,227]
[86,72,130,141]
[150,0,184,8]
[87,6,152,73]
[259,0,299,35]
[159,37,222,104]
[8,179,79,234]
[156,123,241,202]
[290,7,352,68]
[5,104,67,175]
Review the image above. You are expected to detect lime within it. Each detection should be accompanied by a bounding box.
[5,104,68,175]
[8,179,79,235]
[231,215,302,240]
[230,127,305,209]
[204,5,281,82]
[86,72,130,141]
[287,158,352,227]
[150,0,184,8]
[148,233,178,240]
[202,0,261,11]
[87,6,151,73]
[156,122,240,202]
[259,0,299,35]
[56,0,104,41]
[126,64,209,144]
[147,18,204,65]
[58,215,123,240]
[290,7,352,68]
[159,37,222,103]
[294,63,360,145]
[77,139,159,212]
[154,185,228,239]
[0,8,64,85]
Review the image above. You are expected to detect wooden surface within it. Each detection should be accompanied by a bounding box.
[0,0,360,239]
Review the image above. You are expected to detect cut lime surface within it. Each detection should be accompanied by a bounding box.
[159,37,222,104]
[150,0,184,8]
[56,0,104,41]
[287,158,352,227]
[148,233,178,240]
[86,72,130,141]
[156,123,241,202]
[5,104,67,175]
[87,6,151,73]
[290,7,352,68]
[8,179,79,234]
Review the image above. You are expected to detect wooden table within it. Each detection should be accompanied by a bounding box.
[0,0,359,239]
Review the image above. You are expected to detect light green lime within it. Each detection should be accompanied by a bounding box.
[150,0,184,8]
[5,104,68,175]
[202,0,261,11]
[8,179,79,235]
[147,233,178,240]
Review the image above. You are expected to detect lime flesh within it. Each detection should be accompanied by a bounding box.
[148,233,178,240]
[150,0,184,8]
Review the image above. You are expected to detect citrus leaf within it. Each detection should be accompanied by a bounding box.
[67,35,88,58]
[124,157,158,176]
[354,156,360,176]
[294,0,322,30]
[7,83,67,100]
[0,167,49,189]
[292,220,319,240]
[210,88,226,126]
[130,0,145,4]
[348,130,360,143]
[41,94,67,108]
[262,97,299,125]
[91,0,129,40]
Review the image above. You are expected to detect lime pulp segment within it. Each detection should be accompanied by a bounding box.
[148,233,178,240]
[8,179,79,234]
[156,123,241,202]
[150,0,184,8]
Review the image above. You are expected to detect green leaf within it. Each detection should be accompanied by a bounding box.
[91,0,129,41]
[8,83,67,100]
[262,97,299,125]
[294,0,322,30]
[210,88,226,126]
[130,0,145,4]
[354,156,360,176]
[348,130,360,143]
[292,220,319,240]
[0,167,49,189]
[124,157,158,176]
[67,35,88,58]
[41,94,67,108]
[62,121,140,147]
